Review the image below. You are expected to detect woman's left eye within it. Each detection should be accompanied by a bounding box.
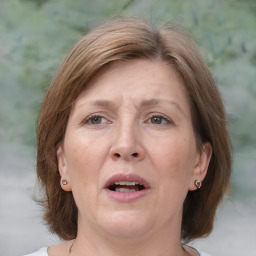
[146,115,172,125]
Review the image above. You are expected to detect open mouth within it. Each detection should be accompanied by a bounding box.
[104,174,150,201]
[108,181,145,193]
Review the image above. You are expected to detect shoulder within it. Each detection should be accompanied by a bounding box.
[23,241,73,256]
[185,244,213,256]
[197,249,214,256]
[23,247,48,256]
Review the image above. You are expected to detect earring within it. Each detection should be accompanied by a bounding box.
[62,179,68,185]
[195,180,202,189]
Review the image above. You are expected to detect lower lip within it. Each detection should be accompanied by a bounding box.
[104,188,150,202]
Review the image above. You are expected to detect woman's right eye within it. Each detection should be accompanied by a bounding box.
[83,114,109,125]
[89,115,103,124]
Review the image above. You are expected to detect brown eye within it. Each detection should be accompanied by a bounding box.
[147,114,172,126]
[90,116,102,124]
[151,116,163,124]
[83,114,108,126]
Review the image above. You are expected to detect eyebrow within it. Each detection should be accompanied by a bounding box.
[76,99,116,110]
[89,100,116,107]
[140,99,185,116]
[78,98,185,116]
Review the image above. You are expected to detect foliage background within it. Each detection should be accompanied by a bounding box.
[0,0,255,255]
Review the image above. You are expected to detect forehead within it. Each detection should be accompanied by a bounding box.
[76,59,189,106]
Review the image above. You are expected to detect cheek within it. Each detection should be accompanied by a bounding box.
[64,136,110,212]
[149,136,196,181]
[64,135,109,186]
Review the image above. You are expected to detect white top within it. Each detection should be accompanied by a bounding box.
[23,247,213,256]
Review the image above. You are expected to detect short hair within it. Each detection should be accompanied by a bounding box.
[36,17,231,241]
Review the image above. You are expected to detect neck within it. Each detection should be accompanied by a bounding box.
[71,215,188,256]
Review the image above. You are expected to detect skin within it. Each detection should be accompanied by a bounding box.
[51,59,212,256]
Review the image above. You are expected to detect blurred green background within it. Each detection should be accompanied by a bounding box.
[1,0,255,200]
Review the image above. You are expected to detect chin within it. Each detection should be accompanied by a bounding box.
[99,209,154,239]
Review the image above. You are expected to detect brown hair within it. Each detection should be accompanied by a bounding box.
[37,17,231,241]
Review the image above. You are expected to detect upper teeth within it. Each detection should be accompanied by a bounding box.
[114,181,141,186]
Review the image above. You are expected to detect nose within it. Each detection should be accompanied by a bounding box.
[109,123,146,161]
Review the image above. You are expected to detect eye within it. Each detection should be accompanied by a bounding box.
[146,114,172,126]
[83,114,109,125]
[90,115,103,124]
[151,116,164,124]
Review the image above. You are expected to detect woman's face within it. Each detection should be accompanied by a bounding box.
[57,59,211,240]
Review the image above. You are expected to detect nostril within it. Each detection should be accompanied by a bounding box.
[112,152,139,158]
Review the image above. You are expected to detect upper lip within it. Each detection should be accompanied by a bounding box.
[104,173,150,189]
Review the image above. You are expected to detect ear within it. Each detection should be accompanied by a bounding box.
[189,142,212,191]
[56,146,72,192]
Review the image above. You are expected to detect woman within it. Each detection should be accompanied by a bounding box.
[25,17,231,256]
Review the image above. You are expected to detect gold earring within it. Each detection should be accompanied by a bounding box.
[195,180,202,189]
[62,179,68,185]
